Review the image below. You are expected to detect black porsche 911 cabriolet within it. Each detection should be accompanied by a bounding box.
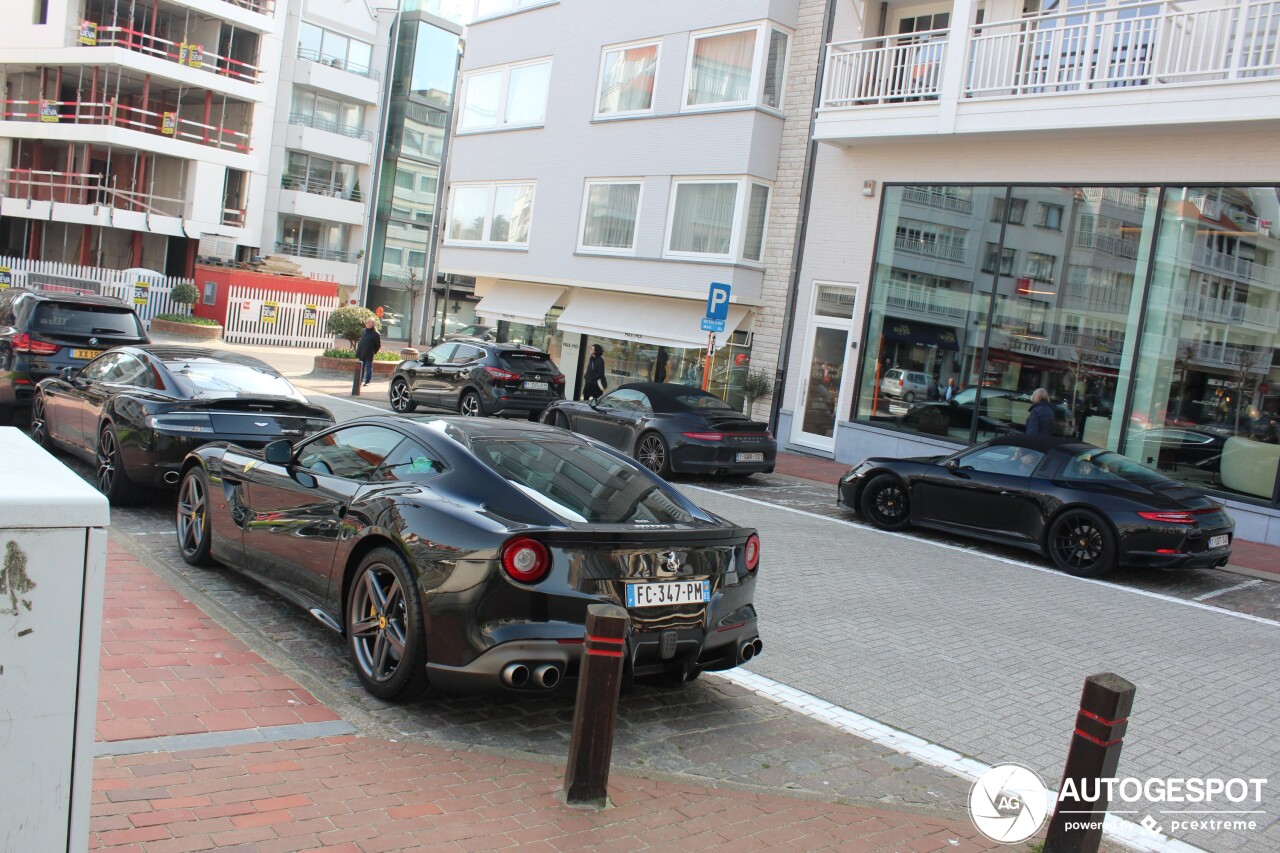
[839,435,1234,577]
[175,415,763,700]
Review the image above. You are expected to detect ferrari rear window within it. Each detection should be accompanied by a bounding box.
[473,438,695,525]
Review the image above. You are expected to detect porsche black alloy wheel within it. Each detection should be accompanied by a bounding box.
[177,467,215,566]
[1048,509,1117,577]
[347,548,430,701]
[860,474,911,531]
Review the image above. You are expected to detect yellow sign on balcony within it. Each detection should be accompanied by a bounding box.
[78,21,97,45]
[179,43,203,68]
[161,112,176,135]
[39,101,58,123]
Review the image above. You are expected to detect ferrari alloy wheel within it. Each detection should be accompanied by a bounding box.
[860,474,911,531]
[347,548,430,701]
[459,391,482,417]
[636,432,672,478]
[1048,509,1117,577]
[30,393,49,448]
[176,467,215,566]
[96,424,142,506]
[390,378,417,413]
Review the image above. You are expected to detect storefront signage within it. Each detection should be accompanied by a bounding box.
[39,100,59,123]
[133,282,149,305]
[260,301,278,324]
[161,112,177,135]
[302,305,317,326]
[78,21,97,45]
[1004,335,1122,369]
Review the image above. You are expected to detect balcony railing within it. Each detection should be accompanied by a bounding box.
[274,241,355,263]
[1191,244,1276,285]
[883,280,968,319]
[893,234,966,262]
[1190,341,1268,370]
[222,207,246,226]
[1080,187,1147,211]
[280,174,359,200]
[821,2,1280,109]
[1065,280,1130,314]
[2,97,250,152]
[1073,230,1140,258]
[901,185,974,213]
[84,25,261,83]
[1,168,185,217]
[287,111,372,141]
[221,0,274,14]
[296,47,380,81]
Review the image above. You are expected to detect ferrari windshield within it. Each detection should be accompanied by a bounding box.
[473,438,696,524]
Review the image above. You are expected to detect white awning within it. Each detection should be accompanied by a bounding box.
[474,280,565,326]
[555,290,750,349]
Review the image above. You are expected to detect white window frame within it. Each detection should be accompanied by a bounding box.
[577,179,644,256]
[681,21,792,113]
[444,181,536,248]
[458,57,552,133]
[594,38,661,119]
[663,176,773,264]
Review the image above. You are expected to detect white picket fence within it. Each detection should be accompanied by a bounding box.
[0,255,184,329]
[223,284,339,348]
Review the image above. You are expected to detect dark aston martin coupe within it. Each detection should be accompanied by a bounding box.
[838,435,1235,577]
[542,382,776,478]
[175,415,762,700]
[33,346,334,505]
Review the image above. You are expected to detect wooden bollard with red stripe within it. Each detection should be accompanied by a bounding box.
[1044,672,1137,853]
[563,603,630,806]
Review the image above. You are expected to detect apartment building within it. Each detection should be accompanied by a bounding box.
[435,0,826,408]
[779,0,1280,542]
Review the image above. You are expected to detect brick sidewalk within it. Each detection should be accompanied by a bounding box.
[92,538,1001,851]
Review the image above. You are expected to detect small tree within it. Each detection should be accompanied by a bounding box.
[170,282,199,316]
[742,369,775,413]
[327,306,381,350]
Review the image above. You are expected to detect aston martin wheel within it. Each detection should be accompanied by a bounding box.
[1048,509,1117,577]
[389,378,417,413]
[636,432,672,478]
[96,423,143,506]
[347,548,431,701]
[30,392,50,449]
[459,391,483,417]
[860,474,911,531]
[176,467,215,566]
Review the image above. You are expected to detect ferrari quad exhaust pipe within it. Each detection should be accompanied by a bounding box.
[751,638,763,657]
[532,664,560,689]
[163,471,181,484]
[500,663,530,688]
[738,640,756,662]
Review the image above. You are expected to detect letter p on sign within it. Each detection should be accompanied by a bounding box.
[706,282,731,322]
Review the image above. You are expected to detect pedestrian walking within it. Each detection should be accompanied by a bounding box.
[1025,387,1056,436]
[355,317,381,387]
[583,344,607,401]
[944,377,956,401]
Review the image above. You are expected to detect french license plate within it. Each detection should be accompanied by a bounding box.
[72,349,101,360]
[625,580,710,609]
[736,452,764,462]
[1209,534,1230,549]
[523,381,549,391]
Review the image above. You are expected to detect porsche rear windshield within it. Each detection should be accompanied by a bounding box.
[473,439,695,524]
[1062,448,1167,484]
[166,361,296,397]
[31,303,144,337]
[670,392,734,411]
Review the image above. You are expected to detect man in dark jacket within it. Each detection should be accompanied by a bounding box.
[1025,387,1056,436]
[583,344,607,401]
[355,317,381,386]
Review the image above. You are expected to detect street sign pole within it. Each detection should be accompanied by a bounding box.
[701,332,715,391]
[701,282,730,392]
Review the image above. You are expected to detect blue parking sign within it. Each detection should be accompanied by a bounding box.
[706,282,731,321]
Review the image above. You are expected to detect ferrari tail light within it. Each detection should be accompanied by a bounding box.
[12,333,60,355]
[501,536,550,583]
[682,431,725,441]
[744,534,760,572]
[484,365,521,382]
[1137,509,1215,524]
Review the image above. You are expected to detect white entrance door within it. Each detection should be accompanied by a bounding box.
[792,283,858,451]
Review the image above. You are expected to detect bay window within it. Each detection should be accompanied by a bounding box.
[446,182,535,246]
[596,40,659,116]
[665,177,772,263]
[684,22,791,111]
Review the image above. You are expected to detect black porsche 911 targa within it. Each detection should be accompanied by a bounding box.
[839,435,1234,577]
[33,345,334,505]
[175,415,763,700]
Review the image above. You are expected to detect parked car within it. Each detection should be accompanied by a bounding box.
[32,346,333,504]
[0,287,149,424]
[879,368,940,403]
[1127,427,1228,476]
[543,382,777,478]
[388,339,564,419]
[174,415,763,699]
[839,435,1234,577]
[443,324,496,342]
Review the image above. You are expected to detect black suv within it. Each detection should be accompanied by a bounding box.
[388,338,564,419]
[0,288,150,424]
